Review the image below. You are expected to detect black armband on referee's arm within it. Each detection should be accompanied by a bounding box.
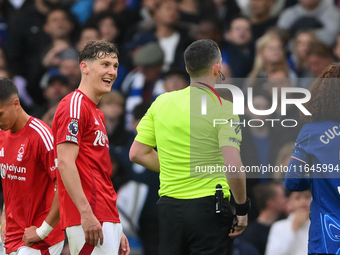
[235,198,251,216]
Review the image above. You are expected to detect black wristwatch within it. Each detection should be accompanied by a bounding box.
[235,198,251,216]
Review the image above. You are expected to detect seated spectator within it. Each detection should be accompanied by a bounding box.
[307,42,334,78]
[6,0,63,105]
[40,48,81,90]
[98,90,134,169]
[122,42,165,131]
[92,0,140,39]
[265,189,311,255]
[277,0,340,46]
[225,16,254,78]
[249,0,277,42]
[288,30,319,77]
[237,0,287,19]
[137,0,192,72]
[85,11,122,45]
[247,32,296,89]
[32,74,72,118]
[296,42,334,89]
[233,181,287,255]
[210,0,241,26]
[75,26,101,51]
[122,32,158,72]
[41,8,78,69]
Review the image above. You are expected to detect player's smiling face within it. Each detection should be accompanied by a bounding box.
[86,54,119,94]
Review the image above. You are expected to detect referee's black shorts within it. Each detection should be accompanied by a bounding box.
[157,195,234,255]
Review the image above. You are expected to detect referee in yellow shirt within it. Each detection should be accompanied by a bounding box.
[130,39,249,255]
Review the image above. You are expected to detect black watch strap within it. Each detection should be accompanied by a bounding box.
[235,198,251,216]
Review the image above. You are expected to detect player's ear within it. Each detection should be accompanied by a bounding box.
[80,61,89,75]
[12,98,20,109]
[213,63,219,77]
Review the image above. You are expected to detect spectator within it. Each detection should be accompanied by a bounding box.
[93,0,140,38]
[277,0,340,46]
[249,0,276,42]
[32,74,72,119]
[121,32,158,73]
[121,42,165,131]
[85,11,122,45]
[265,189,311,255]
[288,30,319,77]
[144,0,192,72]
[307,42,334,78]
[41,8,77,69]
[6,0,64,105]
[40,48,81,90]
[225,16,254,78]
[248,32,296,88]
[210,0,241,26]
[98,90,134,169]
[234,181,287,255]
[75,26,101,51]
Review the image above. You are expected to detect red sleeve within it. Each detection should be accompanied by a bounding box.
[31,118,57,180]
[54,92,87,146]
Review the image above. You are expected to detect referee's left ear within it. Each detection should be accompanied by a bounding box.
[213,63,220,78]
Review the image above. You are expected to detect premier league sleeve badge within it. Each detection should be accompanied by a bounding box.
[68,119,79,136]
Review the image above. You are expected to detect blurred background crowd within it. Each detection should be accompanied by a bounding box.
[0,0,339,254]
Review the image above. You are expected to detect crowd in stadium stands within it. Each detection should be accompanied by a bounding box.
[0,0,339,254]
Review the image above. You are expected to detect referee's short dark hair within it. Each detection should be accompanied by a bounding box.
[184,39,220,78]
[0,77,18,104]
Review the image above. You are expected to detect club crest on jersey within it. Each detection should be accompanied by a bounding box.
[17,144,25,162]
[68,119,79,136]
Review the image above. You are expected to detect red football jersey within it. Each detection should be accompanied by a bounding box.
[52,89,120,229]
[0,117,64,254]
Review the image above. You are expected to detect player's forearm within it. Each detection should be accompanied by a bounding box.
[58,160,92,215]
[43,185,60,228]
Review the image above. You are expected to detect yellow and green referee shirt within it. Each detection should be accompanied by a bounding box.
[135,86,242,199]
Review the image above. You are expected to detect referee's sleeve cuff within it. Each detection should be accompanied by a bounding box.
[219,141,240,151]
[135,135,156,148]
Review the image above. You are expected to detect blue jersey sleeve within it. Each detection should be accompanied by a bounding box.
[286,125,311,191]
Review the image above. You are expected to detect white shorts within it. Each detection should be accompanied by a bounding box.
[8,241,64,255]
[66,222,122,255]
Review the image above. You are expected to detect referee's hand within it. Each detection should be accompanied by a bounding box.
[229,215,247,238]
[81,211,103,246]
